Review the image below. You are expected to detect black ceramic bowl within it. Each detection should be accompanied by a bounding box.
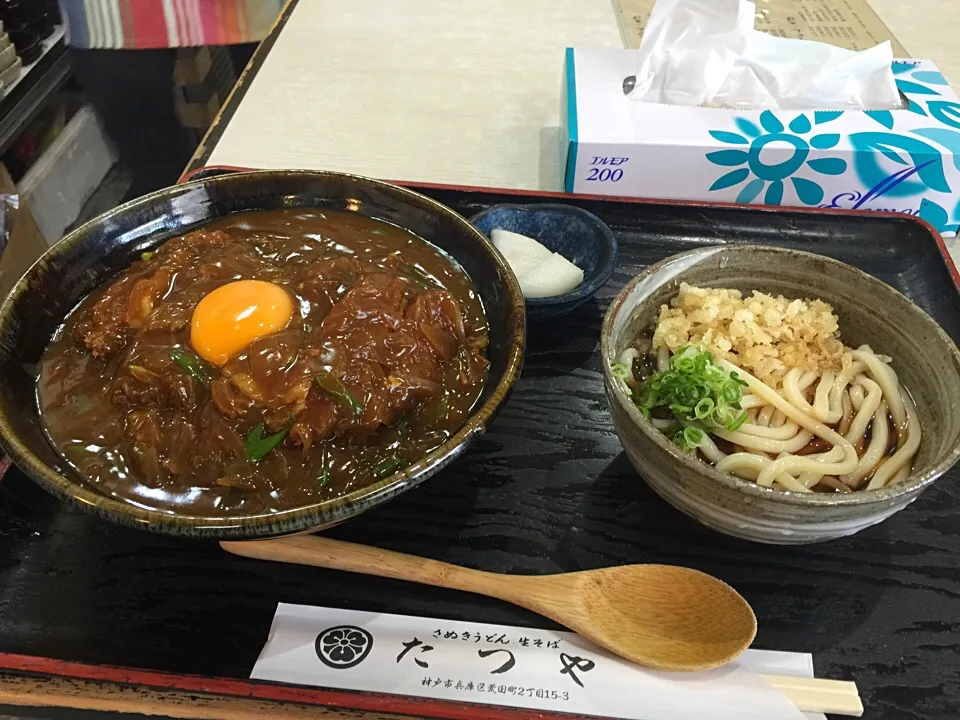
[0,171,526,538]
[470,204,618,320]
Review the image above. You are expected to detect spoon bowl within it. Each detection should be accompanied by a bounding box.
[220,535,756,671]
[544,565,757,671]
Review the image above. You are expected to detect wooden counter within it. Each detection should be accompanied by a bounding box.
[203,0,960,195]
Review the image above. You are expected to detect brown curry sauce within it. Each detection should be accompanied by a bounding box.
[37,210,489,516]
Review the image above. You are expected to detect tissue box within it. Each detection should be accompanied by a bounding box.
[561,48,960,236]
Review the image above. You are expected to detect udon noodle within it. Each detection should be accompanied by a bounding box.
[612,284,920,493]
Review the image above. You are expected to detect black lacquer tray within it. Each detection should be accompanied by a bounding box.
[2,175,959,720]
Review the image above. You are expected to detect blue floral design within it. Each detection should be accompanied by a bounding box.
[865,111,894,129]
[899,65,960,189]
[905,99,928,117]
[912,128,960,170]
[848,132,948,197]
[707,66,960,220]
[896,80,941,97]
[927,101,960,130]
[707,110,847,206]
[814,111,842,125]
[894,65,959,120]
[919,198,960,235]
[911,71,949,86]
[893,63,943,96]
[832,63,959,224]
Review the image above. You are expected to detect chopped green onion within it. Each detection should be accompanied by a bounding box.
[317,466,330,488]
[64,443,96,458]
[722,380,741,402]
[315,371,362,416]
[673,426,706,451]
[633,345,748,451]
[422,396,450,426]
[170,349,213,385]
[694,398,715,419]
[303,322,313,334]
[727,410,749,432]
[372,456,409,480]
[141,251,155,261]
[610,361,630,381]
[317,449,332,487]
[683,426,705,447]
[244,419,293,462]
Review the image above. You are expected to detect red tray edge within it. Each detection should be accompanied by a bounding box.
[0,650,602,720]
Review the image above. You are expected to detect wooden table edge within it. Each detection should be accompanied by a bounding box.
[183,0,302,179]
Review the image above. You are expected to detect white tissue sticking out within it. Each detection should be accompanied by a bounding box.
[491,229,584,299]
[627,0,902,110]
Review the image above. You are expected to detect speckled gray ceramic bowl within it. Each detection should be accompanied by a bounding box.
[0,170,525,539]
[601,245,960,544]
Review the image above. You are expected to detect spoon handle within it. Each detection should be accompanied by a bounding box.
[221,535,513,598]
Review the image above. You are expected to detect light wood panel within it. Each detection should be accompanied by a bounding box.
[206,0,622,191]
[207,0,960,193]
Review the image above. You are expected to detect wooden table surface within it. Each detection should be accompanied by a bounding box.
[203,0,960,193]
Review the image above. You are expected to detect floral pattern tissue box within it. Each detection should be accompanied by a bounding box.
[562,48,960,236]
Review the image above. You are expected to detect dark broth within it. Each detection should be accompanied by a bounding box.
[37,209,489,516]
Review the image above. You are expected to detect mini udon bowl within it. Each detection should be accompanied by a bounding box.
[0,170,525,539]
[601,245,960,545]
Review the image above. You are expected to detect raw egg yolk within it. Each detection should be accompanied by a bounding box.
[190,280,294,365]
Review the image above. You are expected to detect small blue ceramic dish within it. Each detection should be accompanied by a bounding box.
[470,204,618,320]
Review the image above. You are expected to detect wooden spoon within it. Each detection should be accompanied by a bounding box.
[220,535,756,672]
